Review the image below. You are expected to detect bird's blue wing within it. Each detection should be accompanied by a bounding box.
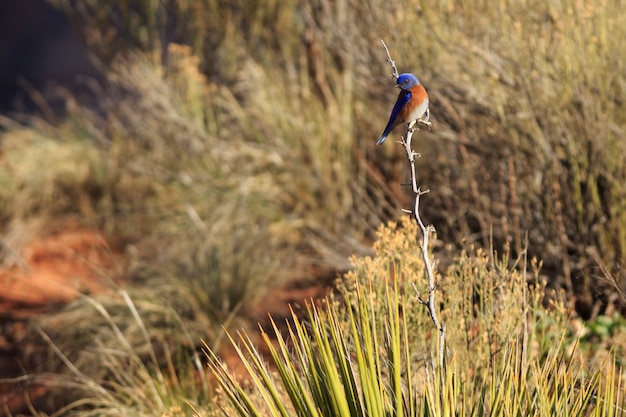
[377,90,412,145]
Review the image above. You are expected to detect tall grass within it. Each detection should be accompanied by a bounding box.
[21,291,212,416]
[398,0,626,306]
[44,0,626,309]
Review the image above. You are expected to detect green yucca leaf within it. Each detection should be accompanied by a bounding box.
[346,287,383,417]
[207,345,264,417]
[232,330,290,417]
[324,306,363,417]
[309,304,353,417]
[401,296,417,417]
[262,317,320,417]
[385,282,404,417]
[242,333,293,416]
[292,310,330,415]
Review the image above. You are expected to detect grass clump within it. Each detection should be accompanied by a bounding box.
[21,290,213,417]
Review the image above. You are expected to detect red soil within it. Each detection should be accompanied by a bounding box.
[0,230,123,415]
[0,230,332,415]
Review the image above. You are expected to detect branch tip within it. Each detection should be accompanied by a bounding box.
[380,39,400,79]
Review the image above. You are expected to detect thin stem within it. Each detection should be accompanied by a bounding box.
[401,123,445,372]
[380,40,399,79]
[381,40,446,373]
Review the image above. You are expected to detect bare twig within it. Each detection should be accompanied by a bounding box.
[381,41,446,372]
[380,40,400,79]
[402,122,446,372]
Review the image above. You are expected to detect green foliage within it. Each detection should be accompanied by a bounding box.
[208,221,625,416]
[208,280,421,417]
[584,314,626,343]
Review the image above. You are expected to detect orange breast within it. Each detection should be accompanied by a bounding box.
[399,84,429,123]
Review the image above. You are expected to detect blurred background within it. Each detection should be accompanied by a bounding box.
[0,0,625,414]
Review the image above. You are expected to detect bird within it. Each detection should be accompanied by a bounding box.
[377,73,429,145]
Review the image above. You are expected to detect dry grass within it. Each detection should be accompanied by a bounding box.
[25,0,626,307]
[396,0,626,311]
[1,0,626,414]
[20,291,213,416]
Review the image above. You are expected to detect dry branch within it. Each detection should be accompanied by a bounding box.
[380,40,445,371]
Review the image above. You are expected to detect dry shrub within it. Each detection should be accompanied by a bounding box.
[0,126,106,223]
[338,217,570,382]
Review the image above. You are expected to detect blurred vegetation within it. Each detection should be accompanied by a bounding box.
[38,0,626,315]
[24,291,214,416]
[1,0,626,414]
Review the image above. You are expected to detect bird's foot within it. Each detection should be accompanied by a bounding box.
[419,119,432,130]
[418,108,432,130]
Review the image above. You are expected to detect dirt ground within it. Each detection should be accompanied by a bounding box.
[0,231,122,413]
[0,229,332,415]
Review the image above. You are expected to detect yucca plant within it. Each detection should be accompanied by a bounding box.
[207,278,421,417]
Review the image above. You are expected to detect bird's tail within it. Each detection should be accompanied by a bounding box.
[376,121,395,145]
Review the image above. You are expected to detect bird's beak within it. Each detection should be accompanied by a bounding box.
[394,84,401,88]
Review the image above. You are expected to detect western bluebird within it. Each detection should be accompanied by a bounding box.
[377,73,429,145]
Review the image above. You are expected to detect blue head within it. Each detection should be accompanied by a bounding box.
[396,73,419,91]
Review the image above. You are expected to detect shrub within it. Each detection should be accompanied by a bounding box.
[208,220,625,416]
